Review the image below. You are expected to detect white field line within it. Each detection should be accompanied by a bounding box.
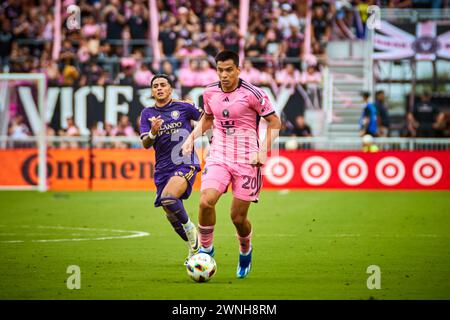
[0,225,150,243]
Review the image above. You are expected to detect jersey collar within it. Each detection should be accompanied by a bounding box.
[154,98,173,109]
[218,78,242,93]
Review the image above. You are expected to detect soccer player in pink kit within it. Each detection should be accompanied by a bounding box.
[182,50,281,278]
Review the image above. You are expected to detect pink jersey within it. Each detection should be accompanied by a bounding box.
[203,79,275,164]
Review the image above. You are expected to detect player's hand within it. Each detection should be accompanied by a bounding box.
[250,151,267,167]
[182,135,194,156]
[149,116,164,136]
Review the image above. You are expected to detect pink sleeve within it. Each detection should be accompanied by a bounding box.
[251,87,275,117]
[203,91,212,115]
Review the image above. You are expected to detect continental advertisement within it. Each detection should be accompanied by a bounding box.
[1,149,449,190]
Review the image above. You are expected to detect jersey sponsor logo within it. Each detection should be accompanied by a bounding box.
[222,109,230,118]
[222,97,230,102]
[260,98,266,106]
[220,119,236,135]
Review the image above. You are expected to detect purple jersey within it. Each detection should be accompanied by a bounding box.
[140,99,202,172]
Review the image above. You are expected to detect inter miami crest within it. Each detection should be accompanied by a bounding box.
[222,109,230,118]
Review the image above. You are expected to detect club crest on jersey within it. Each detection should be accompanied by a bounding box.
[222,109,230,118]
[171,110,180,120]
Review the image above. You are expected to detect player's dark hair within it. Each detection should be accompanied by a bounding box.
[375,90,384,96]
[215,50,239,67]
[150,74,174,88]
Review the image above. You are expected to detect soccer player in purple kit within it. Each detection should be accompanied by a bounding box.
[140,74,201,265]
[182,51,282,278]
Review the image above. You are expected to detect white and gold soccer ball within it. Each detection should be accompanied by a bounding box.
[186,253,217,283]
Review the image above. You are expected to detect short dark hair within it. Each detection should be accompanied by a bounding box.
[375,90,384,96]
[215,50,239,67]
[150,74,174,88]
[361,91,370,99]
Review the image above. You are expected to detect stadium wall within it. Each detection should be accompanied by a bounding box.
[1,149,449,191]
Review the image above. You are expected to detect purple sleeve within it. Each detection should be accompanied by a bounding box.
[139,108,151,139]
[187,102,203,121]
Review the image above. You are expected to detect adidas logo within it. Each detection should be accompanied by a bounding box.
[222,97,230,102]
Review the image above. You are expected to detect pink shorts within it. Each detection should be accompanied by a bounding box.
[201,161,263,202]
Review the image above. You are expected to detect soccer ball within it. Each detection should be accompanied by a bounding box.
[186,253,217,282]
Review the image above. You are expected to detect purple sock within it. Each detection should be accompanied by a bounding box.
[161,197,189,224]
[165,212,188,241]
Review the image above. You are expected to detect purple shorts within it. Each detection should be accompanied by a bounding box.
[154,164,199,207]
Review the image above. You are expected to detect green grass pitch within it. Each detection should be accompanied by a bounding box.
[0,190,449,300]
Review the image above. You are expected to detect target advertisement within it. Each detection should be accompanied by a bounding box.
[263,151,450,190]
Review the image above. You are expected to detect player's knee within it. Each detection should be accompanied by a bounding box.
[231,213,247,227]
[199,196,215,212]
[160,196,178,209]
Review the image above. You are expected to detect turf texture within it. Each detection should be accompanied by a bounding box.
[0,190,449,299]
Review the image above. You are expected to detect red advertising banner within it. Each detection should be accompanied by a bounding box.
[263,151,450,190]
[0,149,449,190]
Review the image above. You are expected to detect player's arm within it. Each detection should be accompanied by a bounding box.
[182,112,214,156]
[141,116,164,149]
[252,113,282,166]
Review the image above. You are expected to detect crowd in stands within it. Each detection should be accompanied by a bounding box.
[3,0,438,87]
[2,0,448,143]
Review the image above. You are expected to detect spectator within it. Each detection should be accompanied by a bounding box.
[375,90,391,137]
[197,59,217,86]
[359,92,378,137]
[311,6,332,44]
[199,21,222,57]
[61,60,80,86]
[174,39,206,69]
[8,115,31,147]
[221,23,241,53]
[292,115,313,137]
[277,3,301,38]
[117,57,136,85]
[179,58,201,87]
[103,0,126,40]
[0,19,14,71]
[111,114,136,137]
[111,113,136,148]
[90,121,107,148]
[259,62,278,93]
[134,63,154,87]
[301,64,322,85]
[65,116,81,149]
[407,92,445,137]
[240,60,261,85]
[281,25,304,61]
[275,63,301,88]
[334,0,357,40]
[160,60,178,86]
[158,15,178,60]
[127,2,148,40]
[245,33,264,60]
[262,27,282,59]
[301,64,322,109]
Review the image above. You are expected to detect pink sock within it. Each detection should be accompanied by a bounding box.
[237,231,252,254]
[198,224,214,249]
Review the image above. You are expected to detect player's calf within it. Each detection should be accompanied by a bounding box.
[161,196,199,252]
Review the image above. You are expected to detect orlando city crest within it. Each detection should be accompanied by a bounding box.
[171,110,180,120]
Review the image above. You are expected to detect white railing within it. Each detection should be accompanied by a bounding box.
[322,66,334,132]
[1,136,449,151]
